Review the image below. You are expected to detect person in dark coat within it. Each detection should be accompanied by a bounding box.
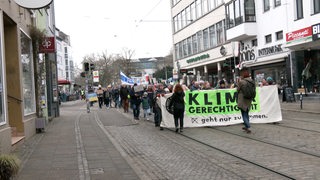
[130,84,142,120]
[169,83,185,133]
[120,84,129,113]
[237,68,254,134]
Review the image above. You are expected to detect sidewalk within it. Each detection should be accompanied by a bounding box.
[280,100,320,114]
[13,101,139,180]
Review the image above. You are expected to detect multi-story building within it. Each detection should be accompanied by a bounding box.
[56,28,75,94]
[226,0,320,93]
[171,0,238,86]
[171,0,320,93]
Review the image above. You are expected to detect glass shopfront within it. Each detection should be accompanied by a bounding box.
[252,62,287,88]
[292,50,320,93]
[20,31,36,115]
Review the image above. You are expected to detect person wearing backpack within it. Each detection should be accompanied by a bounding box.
[169,83,185,133]
[237,68,256,134]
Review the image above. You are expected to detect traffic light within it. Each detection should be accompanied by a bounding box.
[84,62,89,71]
[90,63,95,70]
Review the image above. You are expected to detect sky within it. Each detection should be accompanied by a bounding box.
[54,0,173,68]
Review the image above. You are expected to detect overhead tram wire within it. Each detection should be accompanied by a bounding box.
[136,0,164,25]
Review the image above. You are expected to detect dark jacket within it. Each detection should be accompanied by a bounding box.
[237,77,254,111]
[120,86,129,100]
[169,91,185,111]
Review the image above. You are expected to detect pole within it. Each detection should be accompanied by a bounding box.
[300,92,303,109]
[86,74,90,113]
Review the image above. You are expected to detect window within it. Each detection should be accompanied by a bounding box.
[265,34,272,43]
[314,0,320,14]
[234,0,242,26]
[181,9,186,28]
[276,31,283,40]
[203,28,209,50]
[252,39,258,47]
[226,2,235,28]
[196,0,202,19]
[202,0,209,14]
[274,0,281,7]
[175,44,179,59]
[185,6,192,25]
[191,2,196,21]
[295,0,303,19]
[209,25,217,47]
[197,31,203,51]
[183,39,188,57]
[173,16,178,32]
[187,37,193,55]
[192,34,198,54]
[179,42,183,58]
[216,21,225,44]
[20,31,36,115]
[245,0,256,21]
[263,0,270,12]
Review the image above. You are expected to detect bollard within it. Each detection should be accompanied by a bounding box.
[299,92,303,109]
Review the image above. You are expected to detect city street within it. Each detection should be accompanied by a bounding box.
[14,100,320,180]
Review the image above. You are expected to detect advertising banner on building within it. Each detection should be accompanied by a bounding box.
[39,37,55,53]
[312,23,320,41]
[159,86,282,128]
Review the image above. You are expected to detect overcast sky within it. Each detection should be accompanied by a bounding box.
[54,0,173,67]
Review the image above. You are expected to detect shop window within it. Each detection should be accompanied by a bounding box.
[20,31,36,115]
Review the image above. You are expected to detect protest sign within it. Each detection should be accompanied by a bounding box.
[160,86,282,128]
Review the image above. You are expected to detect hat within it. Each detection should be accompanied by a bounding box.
[219,80,225,85]
[266,77,273,82]
[143,92,148,96]
[98,85,101,88]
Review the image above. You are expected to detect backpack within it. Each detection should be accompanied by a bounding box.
[165,96,174,114]
[242,79,256,100]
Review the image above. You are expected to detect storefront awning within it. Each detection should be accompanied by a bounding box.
[58,79,71,85]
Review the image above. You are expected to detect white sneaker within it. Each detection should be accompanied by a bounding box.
[147,118,150,121]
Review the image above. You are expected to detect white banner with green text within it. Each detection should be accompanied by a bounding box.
[160,85,282,128]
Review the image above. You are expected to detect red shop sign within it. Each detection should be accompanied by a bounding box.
[286,27,312,42]
[39,37,55,53]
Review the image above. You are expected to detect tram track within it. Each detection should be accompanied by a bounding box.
[210,127,320,158]
[164,128,296,180]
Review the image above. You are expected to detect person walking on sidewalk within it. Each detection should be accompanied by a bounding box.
[169,83,185,133]
[237,68,255,134]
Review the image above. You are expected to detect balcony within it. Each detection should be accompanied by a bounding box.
[226,22,257,41]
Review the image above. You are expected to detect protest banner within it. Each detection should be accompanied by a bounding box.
[160,85,282,128]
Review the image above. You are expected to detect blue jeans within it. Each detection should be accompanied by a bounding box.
[132,104,140,118]
[241,108,250,128]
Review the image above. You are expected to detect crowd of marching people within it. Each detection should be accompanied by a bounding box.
[85,68,274,134]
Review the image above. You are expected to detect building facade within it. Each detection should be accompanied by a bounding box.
[171,0,320,93]
[171,0,238,87]
[56,28,75,94]
[0,1,57,153]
